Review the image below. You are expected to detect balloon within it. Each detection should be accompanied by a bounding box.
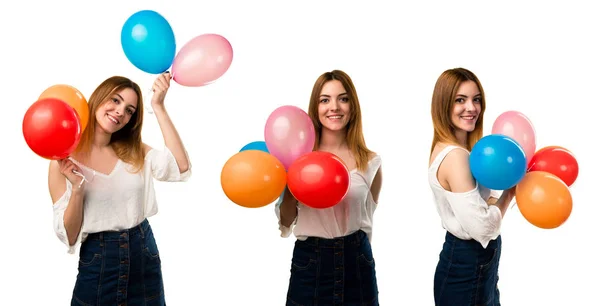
[528,146,579,186]
[264,105,315,170]
[22,98,82,160]
[221,150,287,208]
[470,134,527,190]
[39,84,89,131]
[287,151,350,209]
[240,141,269,153]
[171,34,233,87]
[491,110,536,165]
[516,171,573,229]
[121,10,176,74]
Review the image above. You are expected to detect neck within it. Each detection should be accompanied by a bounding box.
[319,128,347,151]
[455,130,468,148]
[93,123,112,149]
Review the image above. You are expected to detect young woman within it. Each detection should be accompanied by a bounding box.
[428,67,515,305]
[275,70,383,306]
[49,72,191,305]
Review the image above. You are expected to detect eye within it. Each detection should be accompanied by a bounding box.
[340,97,349,102]
[126,108,134,115]
[320,98,329,103]
[473,97,482,103]
[455,98,464,103]
[112,98,119,104]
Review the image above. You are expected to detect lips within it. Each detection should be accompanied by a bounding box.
[460,115,476,120]
[327,115,343,119]
[107,114,120,125]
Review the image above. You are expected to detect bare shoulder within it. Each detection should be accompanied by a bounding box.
[438,147,476,193]
[48,160,66,204]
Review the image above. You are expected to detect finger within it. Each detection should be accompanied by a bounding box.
[158,75,169,88]
[62,164,75,176]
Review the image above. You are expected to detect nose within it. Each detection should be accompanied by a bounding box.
[330,100,340,111]
[465,100,476,111]
[115,105,125,116]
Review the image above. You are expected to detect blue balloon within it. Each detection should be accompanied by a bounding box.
[121,10,176,74]
[240,141,269,153]
[469,134,527,190]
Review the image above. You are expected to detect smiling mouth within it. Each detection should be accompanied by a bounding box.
[461,115,476,120]
[327,115,343,120]
[107,114,120,125]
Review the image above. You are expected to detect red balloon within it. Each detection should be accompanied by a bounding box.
[22,98,82,160]
[528,146,579,186]
[287,151,350,209]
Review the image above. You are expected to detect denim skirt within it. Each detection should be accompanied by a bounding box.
[286,230,379,306]
[71,219,165,306]
[434,231,502,306]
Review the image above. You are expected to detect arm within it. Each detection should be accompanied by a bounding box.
[48,160,85,247]
[370,166,382,204]
[442,149,512,216]
[440,149,506,248]
[150,72,190,173]
[279,187,298,227]
[273,186,299,238]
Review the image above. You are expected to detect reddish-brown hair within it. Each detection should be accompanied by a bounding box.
[74,76,145,172]
[430,68,486,154]
[308,70,373,172]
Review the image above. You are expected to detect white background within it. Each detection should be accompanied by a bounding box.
[1,0,598,305]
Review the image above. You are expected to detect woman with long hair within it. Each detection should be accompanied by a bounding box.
[428,67,515,305]
[275,70,383,306]
[49,72,191,305]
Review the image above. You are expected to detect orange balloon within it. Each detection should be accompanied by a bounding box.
[516,171,573,229]
[39,84,89,131]
[221,150,287,208]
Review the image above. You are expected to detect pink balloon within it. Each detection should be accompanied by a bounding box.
[264,105,316,170]
[491,110,537,164]
[171,34,233,87]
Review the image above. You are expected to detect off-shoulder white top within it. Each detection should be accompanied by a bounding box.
[428,145,503,249]
[275,155,382,242]
[52,147,191,254]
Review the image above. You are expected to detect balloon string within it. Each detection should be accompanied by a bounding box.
[143,87,154,115]
[72,170,88,189]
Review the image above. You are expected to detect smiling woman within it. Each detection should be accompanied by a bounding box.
[47,73,191,306]
[275,70,383,306]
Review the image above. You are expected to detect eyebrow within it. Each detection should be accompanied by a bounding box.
[456,93,481,97]
[320,92,348,97]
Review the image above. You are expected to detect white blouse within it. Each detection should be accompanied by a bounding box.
[52,147,191,254]
[275,155,382,242]
[428,145,503,249]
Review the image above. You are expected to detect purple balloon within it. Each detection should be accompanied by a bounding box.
[264,105,316,169]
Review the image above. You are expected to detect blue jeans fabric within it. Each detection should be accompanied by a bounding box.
[286,230,379,306]
[71,219,165,306]
[434,231,502,306]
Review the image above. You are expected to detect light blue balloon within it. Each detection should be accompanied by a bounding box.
[240,141,269,153]
[470,134,527,190]
[121,10,176,74]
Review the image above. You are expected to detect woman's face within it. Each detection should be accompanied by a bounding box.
[95,87,138,134]
[451,80,482,133]
[317,80,351,132]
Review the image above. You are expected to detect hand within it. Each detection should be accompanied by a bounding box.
[58,159,85,191]
[151,72,172,109]
[503,186,516,202]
